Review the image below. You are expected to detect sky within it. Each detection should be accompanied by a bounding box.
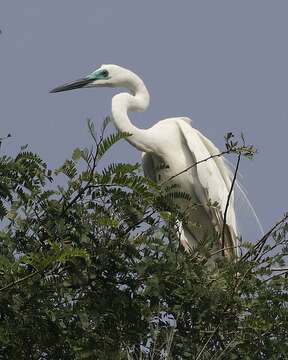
[1,1,287,241]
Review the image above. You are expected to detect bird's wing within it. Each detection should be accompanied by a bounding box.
[141,152,157,182]
[196,130,233,191]
[177,118,238,255]
[197,128,263,238]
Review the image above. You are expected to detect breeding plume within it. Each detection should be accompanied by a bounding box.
[51,64,238,257]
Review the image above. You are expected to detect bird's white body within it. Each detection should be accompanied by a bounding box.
[140,117,237,253]
[51,64,238,257]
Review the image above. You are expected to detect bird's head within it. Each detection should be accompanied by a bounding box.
[50,64,137,93]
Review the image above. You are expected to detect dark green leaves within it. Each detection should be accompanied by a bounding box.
[0,121,287,359]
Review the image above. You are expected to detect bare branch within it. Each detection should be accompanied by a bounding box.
[270,267,288,272]
[162,150,231,185]
[221,153,241,254]
[196,325,220,360]
[0,270,40,292]
[263,270,288,283]
[241,212,288,262]
[209,245,240,258]
[62,122,104,213]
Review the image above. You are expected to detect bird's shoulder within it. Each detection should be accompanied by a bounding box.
[151,116,193,132]
[178,116,193,126]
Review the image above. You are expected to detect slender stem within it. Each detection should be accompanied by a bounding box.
[263,269,288,283]
[209,245,240,258]
[0,269,40,292]
[162,150,231,185]
[241,212,288,262]
[221,153,241,255]
[62,125,105,213]
[123,210,156,235]
[195,325,220,360]
[212,335,239,360]
[270,267,288,271]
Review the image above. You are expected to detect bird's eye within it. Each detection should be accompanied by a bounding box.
[101,70,109,77]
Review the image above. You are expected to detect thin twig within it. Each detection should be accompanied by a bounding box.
[151,323,159,360]
[209,245,240,258]
[221,153,241,254]
[123,210,156,236]
[255,238,287,264]
[212,335,240,360]
[241,212,288,262]
[62,126,103,213]
[0,269,40,292]
[263,269,288,283]
[165,328,176,359]
[162,150,231,185]
[195,325,220,360]
[233,263,255,293]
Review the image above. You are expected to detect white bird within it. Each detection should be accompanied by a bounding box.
[51,64,238,258]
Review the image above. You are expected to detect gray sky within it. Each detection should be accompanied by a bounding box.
[1,1,287,240]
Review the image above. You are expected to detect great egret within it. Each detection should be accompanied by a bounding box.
[51,64,238,257]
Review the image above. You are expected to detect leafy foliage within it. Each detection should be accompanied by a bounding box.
[0,121,287,359]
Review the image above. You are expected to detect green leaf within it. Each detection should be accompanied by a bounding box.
[97,131,131,160]
[72,147,82,161]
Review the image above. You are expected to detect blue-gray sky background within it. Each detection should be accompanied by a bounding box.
[1,1,287,240]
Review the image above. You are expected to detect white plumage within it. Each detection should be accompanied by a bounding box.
[51,64,238,257]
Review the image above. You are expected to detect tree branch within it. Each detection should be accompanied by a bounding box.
[209,245,240,258]
[221,153,241,255]
[162,150,231,185]
[0,269,40,292]
[196,325,220,360]
[62,125,104,213]
[263,269,288,283]
[241,212,288,262]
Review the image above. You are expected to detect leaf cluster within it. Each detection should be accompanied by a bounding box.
[0,121,287,359]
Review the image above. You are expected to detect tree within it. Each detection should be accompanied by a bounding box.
[0,120,287,359]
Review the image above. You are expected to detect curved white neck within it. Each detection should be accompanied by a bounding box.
[111,74,151,152]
